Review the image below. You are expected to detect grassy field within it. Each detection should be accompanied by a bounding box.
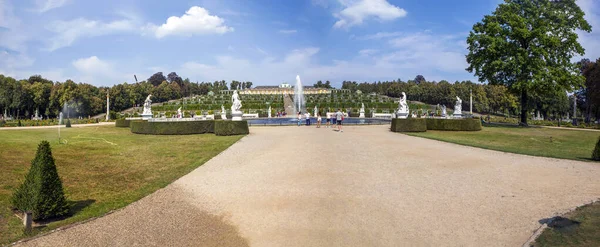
[533,202,600,247]
[0,126,243,245]
[406,125,600,161]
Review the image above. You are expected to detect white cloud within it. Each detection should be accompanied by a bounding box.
[358,49,377,56]
[176,44,472,86]
[386,31,468,73]
[279,29,297,34]
[355,31,403,40]
[35,0,68,13]
[72,56,112,74]
[333,0,407,29]
[46,18,138,51]
[152,6,233,38]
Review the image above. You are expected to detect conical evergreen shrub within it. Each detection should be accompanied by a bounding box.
[592,136,600,161]
[12,141,68,220]
[65,119,71,128]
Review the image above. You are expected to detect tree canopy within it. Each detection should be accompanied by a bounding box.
[466,0,592,125]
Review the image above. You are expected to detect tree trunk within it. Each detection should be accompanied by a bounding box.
[520,90,528,126]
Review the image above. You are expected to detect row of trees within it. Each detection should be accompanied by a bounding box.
[0,72,254,119]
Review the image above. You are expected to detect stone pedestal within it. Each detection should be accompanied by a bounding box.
[231,111,243,121]
[453,113,463,118]
[268,111,272,118]
[359,111,365,118]
[221,113,227,120]
[141,113,153,120]
[396,112,408,119]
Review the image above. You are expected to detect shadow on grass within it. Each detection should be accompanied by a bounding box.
[32,199,96,226]
[539,216,581,233]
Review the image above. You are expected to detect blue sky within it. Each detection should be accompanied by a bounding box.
[1,0,599,87]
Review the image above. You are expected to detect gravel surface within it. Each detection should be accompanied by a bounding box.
[17,125,600,246]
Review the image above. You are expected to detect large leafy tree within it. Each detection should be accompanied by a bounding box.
[148,72,167,87]
[466,0,591,125]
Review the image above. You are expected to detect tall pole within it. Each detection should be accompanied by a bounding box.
[106,91,110,121]
[469,89,473,115]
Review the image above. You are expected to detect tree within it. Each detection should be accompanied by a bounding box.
[581,59,600,121]
[148,72,167,87]
[245,81,253,89]
[167,72,183,86]
[414,75,426,85]
[12,141,69,220]
[466,0,592,125]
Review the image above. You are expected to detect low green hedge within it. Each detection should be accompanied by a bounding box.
[131,121,215,135]
[425,118,482,131]
[115,119,131,127]
[214,120,249,136]
[391,118,427,132]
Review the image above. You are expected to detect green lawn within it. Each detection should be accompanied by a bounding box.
[533,202,600,247]
[0,126,243,245]
[406,125,600,161]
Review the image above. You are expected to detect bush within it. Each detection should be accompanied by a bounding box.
[391,118,427,132]
[592,137,600,161]
[115,119,131,128]
[426,118,482,131]
[12,141,69,220]
[18,120,22,127]
[65,119,71,128]
[214,120,249,136]
[131,120,215,135]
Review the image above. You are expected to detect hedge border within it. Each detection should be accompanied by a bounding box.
[115,119,131,128]
[130,121,215,135]
[214,120,249,136]
[425,118,482,131]
[391,118,427,132]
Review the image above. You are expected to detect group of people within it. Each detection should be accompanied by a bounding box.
[276,112,288,117]
[297,109,345,132]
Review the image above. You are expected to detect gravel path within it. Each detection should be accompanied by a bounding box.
[17,125,600,246]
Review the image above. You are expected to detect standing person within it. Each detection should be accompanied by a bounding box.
[317,112,322,128]
[331,111,336,125]
[336,108,344,132]
[305,112,311,126]
[297,112,302,126]
[326,113,331,128]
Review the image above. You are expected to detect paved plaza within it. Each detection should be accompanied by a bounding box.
[18,125,600,246]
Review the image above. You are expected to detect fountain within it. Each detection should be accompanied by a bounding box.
[293,75,305,116]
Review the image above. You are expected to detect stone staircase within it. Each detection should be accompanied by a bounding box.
[283,94,296,116]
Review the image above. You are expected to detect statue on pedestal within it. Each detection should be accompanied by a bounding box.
[441,105,447,118]
[397,92,409,119]
[177,107,182,118]
[231,90,243,121]
[453,96,462,118]
[359,103,365,118]
[141,94,153,119]
[268,106,272,118]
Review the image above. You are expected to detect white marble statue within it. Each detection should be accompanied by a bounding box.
[359,103,365,118]
[313,106,318,117]
[222,105,226,113]
[268,106,272,118]
[454,96,462,117]
[143,94,152,115]
[441,105,447,117]
[177,107,182,118]
[231,90,243,121]
[397,92,409,119]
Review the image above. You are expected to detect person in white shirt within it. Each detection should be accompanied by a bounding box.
[317,112,322,128]
[336,109,344,132]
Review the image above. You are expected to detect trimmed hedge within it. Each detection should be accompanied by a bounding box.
[592,137,600,161]
[425,118,482,131]
[115,119,131,127]
[12,141,69,220]
[214,120,249,136]
[391,118,427,132]
[131,121,215,135]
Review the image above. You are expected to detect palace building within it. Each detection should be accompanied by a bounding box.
[220,83,347,95]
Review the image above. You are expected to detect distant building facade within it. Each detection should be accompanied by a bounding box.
[220,83,333,95]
